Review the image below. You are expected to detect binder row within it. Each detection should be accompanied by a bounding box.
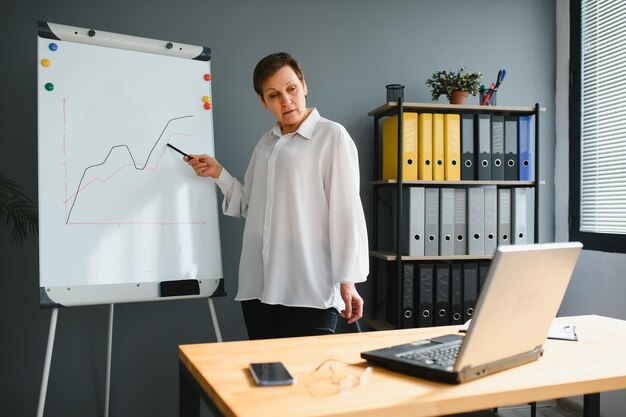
[382,113,535,181]
[397,186,535,256]
[387,260,492,329]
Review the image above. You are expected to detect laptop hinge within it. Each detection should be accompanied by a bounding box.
[458,347,544,383]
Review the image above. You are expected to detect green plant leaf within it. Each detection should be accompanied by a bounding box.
[0,173,38,245]
[425,67,483,101]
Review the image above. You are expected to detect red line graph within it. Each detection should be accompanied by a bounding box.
[61,102,207,226]
[63,132,189,204]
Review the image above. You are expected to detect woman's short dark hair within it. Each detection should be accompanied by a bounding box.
[253,52,305,100]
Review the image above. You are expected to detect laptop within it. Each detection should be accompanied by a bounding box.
[361,242,583,384]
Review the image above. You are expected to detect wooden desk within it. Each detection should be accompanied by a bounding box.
[179,315,626,417]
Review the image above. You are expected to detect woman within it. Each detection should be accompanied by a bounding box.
[186,52,368,339]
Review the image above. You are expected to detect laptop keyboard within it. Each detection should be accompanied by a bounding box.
[396,342,461,369]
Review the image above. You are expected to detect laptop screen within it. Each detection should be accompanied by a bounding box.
[455,242,582,371]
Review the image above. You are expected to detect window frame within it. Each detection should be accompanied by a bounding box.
[568,0,626,253]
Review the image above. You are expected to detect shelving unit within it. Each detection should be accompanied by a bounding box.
[369,100,545,328]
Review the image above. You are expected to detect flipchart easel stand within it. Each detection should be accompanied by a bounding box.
[36,298,222,417]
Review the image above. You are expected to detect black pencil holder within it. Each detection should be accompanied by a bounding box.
[386,84,405,103]
[479,88,497,106]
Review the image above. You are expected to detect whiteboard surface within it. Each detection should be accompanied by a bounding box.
[37,24,222,306]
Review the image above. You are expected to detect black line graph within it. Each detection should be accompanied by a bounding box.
[65,115,192,223]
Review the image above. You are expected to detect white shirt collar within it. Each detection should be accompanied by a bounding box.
[271,108,320,140]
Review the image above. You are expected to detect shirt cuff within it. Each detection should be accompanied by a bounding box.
[214,167,234,192]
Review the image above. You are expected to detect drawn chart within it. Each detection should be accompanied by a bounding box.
[37,22,223,306]
[63,114,196,224]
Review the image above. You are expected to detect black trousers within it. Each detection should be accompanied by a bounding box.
[241,299,339,340]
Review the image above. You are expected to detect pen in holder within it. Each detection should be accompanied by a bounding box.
[480,88,497,106]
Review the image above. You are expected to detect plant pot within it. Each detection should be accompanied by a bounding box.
[449,91,468,105]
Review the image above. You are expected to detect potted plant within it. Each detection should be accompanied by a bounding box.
[0,173,38,244]
[425,67,483,104]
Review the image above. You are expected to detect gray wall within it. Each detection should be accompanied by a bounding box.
[1,1,556,416]
[555,1,626,416]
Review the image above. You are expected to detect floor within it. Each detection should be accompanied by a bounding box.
[447,401,580,417]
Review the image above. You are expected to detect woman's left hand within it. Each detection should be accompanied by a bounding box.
[340,283,363,324]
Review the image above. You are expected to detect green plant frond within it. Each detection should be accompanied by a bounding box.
[0,173,39,245]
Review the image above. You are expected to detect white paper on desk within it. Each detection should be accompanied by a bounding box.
[459,319,578,341]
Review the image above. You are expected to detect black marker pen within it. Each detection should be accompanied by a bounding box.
[166,143,193,159]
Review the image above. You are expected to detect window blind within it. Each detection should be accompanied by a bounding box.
[580,0,626,234]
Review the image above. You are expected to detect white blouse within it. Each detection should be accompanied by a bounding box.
[214,109,369,311]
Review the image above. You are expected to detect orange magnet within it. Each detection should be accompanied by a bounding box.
[202,95,210,103]
[41,58,51,67]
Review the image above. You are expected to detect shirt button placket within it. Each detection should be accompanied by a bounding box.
[262,134,289,274]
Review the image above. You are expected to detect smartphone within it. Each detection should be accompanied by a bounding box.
[248,362,296,386]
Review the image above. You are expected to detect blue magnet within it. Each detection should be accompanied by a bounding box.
[49,43,58,51]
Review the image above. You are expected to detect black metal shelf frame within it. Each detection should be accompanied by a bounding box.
[369,100,542,322]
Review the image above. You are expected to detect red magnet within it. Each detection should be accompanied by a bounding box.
[203,73,211,81]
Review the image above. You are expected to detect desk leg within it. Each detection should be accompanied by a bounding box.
[179,363,200,417]
[583,393,600,417]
